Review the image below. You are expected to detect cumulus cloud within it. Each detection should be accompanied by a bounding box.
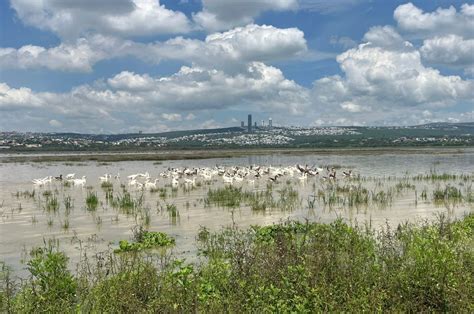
[311,107,474,127]
[107,71,155,90]
[311,25,474,126]
[393,3,474,75]
[161,113,183,122]
[394,2,474,38]
[362,26,411,50]
[10,0,190,39]
[0,35,134,72]
[193,0,297,31]
[2,0,473,131]
[420,35,474,68]
[1,25,307,72]
[0,62,310,131]
[0,83,44,109]
[316,43,472,107]
[136,24,307,73]
[105,63,310,113]
[340,101,369,113]
[48,119,62,127]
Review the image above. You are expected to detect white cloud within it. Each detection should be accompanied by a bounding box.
[10,0,190,39]
[161,113,183,121]
[392,3,474,76]
[48,119,62,127]
[362,26,411,50]
[420,35,474,67]
[394,3,474,38]
[104,0,190,36]
[143,24,307,70]
[309,107,474,127]
[193,0,297,31]
[1,24,307,73]
[333,44,472,107]
[0,61,310,131]
[108,62,309,113]
[0,35,134,72]
[311,26,474,126]
[108,71,155,90]
[0,83,44,109]
[340,101,369,113]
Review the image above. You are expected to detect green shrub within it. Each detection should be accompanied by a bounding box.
[13,243,77,313]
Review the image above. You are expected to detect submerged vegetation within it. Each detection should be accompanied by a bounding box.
[1,214,473,312]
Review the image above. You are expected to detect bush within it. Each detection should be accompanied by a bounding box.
[13,242,77,313]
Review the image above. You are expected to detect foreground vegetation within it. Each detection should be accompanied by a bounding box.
[1,213,473,313]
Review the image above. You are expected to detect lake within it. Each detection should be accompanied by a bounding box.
[1,148,473,274]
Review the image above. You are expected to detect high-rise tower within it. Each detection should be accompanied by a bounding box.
[248,114,252,133]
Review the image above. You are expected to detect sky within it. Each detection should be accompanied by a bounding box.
[0,0,473,133]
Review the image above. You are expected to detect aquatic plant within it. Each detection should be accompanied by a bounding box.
[14,190,35,199]
[115,231,175,253]
[85,192,99,211]
[63,196,73,212]
[111,191,143,215]
[62,219,70,231]
[395,181,416,192]
[433,185,462,202]
[206,186,243,208]
[166,204,180,224]
[100,181,113,189]
[44,196,59,212]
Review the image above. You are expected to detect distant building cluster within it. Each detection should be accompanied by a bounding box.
[241,114,273,132]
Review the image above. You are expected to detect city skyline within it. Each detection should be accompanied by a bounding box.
[1,1,473,133]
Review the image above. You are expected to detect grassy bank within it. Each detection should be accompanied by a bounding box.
[0,147,469,163]
[1,213,473,312]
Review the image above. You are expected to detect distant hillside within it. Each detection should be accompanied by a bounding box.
[45,123,473,139]
[2,122,472,151]
[51,127,245,141]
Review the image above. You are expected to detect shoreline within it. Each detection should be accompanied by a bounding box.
[0,147,471,163]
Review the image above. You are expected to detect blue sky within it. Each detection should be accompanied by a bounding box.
[0,0,473,133]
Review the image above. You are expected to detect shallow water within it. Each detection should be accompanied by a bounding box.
[1,149,473,274]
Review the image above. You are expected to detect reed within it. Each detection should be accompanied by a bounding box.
[85,192,99,211]
[44,196,59,212]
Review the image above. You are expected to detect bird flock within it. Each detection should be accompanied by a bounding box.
[31,164,353,190]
